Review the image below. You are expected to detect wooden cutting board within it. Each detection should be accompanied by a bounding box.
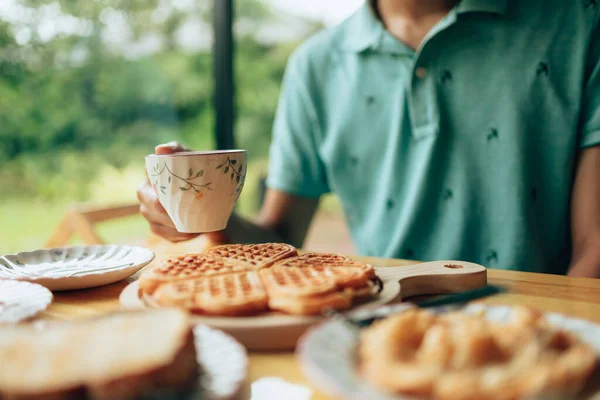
[120,260,487,350]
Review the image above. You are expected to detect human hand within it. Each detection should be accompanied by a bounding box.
[137,142,199,242]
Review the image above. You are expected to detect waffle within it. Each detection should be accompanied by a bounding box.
[259,266,339,298]
[259,265,376,315]
[273,255,376,282]
[138,254,250,295]
[268,289,353,315]
[148,272,268,316]
[205,243,297,269]
[291,252,352,263]
[137,244,381,316]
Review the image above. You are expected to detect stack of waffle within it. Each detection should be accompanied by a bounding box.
[138,243,381,316]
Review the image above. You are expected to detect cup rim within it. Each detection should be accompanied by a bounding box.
[146,149,246,158]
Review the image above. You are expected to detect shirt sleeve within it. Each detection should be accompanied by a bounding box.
[265,51,330,197]
[580,14,600,148]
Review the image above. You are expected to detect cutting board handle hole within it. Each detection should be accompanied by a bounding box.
[444,264,463,269]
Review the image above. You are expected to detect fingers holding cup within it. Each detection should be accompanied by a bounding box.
[155,141,190,155]
[145,150,247,233]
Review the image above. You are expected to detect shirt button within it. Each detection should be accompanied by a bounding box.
[415,67,427,79]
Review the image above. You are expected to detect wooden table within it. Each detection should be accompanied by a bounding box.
[39,250,600,400]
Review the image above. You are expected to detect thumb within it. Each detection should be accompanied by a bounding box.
[155,141,189,155]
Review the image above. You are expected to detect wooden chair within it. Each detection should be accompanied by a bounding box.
[45,203,139,248]
[45,203,216,255]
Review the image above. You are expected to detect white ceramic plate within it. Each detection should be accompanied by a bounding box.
[0,245,155,291]
[297,305,600,400]
[0,280,53,323]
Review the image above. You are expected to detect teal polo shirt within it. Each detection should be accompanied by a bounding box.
[266,0,600,274]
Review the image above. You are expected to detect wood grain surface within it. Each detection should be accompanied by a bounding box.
[38,250,600,400]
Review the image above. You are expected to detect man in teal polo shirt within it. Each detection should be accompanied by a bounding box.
[138,0,600,277]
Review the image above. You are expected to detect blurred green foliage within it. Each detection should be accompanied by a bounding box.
[0,0,319,204]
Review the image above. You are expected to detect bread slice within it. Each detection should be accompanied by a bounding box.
[0,309,198,400]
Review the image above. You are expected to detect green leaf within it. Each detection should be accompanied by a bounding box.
[236,176,240,183]
[216,164,222,169]
[231,160,237,165]
[196,170,204,177]
[160,188,166,194]
[168,176,171,183]
[189,168,193,177]
[224,166,229,173]
[230,172,234,180]
[160,186,166,190]
[180,186,190,191]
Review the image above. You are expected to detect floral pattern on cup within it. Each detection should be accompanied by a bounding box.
[150,163,213,196]
[215,156,245,197]
[145,151,247,233]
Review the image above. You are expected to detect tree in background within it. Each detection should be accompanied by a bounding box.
[0,0,321,207]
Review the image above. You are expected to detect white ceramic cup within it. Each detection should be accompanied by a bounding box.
[145,150,247,233]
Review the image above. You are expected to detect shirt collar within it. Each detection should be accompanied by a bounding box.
[340,4,383,53]
[341,0,509,53]
[457,0,509,15]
